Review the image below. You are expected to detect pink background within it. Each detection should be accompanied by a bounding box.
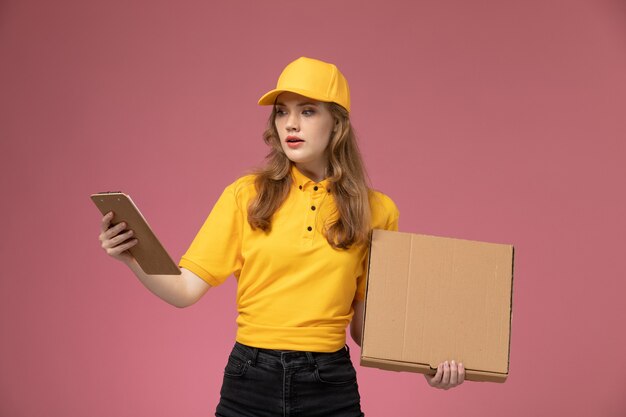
[1,0,625,416]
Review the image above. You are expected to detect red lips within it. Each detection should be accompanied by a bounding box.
[286,135,304,148]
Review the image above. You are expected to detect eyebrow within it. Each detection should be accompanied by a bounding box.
[274,101,319,107]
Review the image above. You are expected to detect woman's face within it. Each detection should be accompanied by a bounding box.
[274,92,336,180]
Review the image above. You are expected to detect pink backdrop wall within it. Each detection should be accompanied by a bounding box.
[1,0,625,416]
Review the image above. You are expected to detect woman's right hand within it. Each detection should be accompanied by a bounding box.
[99,211,138,264]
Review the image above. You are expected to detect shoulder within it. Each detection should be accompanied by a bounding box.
[368,189,399,230]
[218,174,257,209]
[227,173,257,195]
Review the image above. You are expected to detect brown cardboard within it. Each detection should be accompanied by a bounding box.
[360,229,514,383]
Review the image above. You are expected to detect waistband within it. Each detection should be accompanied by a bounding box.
[231,342,351,369]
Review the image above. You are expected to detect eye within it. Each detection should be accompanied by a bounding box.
[302,108,316,116]
[275,108,286,116]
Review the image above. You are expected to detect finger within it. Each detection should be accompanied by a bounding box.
[106,229,135,249]
[458,362,465,384]
[424,365,438,383]
[106,241,137,257]
[430,363,443,386]
[100,211,114,233]
[106,238,138,256]
[449,360,458,386]
[101,221,128,242]
[100,220,125,242]
[441,361,451,386]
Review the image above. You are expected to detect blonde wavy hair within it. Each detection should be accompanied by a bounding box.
[247,103,371,249]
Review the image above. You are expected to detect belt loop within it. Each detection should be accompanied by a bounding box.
[249,346,259,366]
[305,351,316,367]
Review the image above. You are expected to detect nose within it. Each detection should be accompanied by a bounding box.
[285,112,299,132]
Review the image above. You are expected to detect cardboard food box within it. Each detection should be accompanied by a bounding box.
[360,229,514,383]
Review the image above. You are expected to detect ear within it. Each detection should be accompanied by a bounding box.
[333,118,339,133]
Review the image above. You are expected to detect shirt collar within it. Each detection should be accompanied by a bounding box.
[290,165,332,193]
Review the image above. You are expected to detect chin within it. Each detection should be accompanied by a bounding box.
[283,151,307,164]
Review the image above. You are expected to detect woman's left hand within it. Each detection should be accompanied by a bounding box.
[424,360,465,390]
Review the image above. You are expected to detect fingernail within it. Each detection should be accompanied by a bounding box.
[459,363,464,368]
[451,360,456,366]
[445,361,449,366]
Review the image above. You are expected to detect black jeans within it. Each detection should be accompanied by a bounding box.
[215,342,364,417]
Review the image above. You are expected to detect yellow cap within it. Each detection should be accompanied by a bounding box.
[258,57,351,112]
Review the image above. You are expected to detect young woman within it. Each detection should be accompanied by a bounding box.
[99,57,464,416]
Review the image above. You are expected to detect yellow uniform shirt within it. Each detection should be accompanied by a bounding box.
[179,165,399,352]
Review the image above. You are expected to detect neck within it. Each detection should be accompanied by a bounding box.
[295,161,327,183]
